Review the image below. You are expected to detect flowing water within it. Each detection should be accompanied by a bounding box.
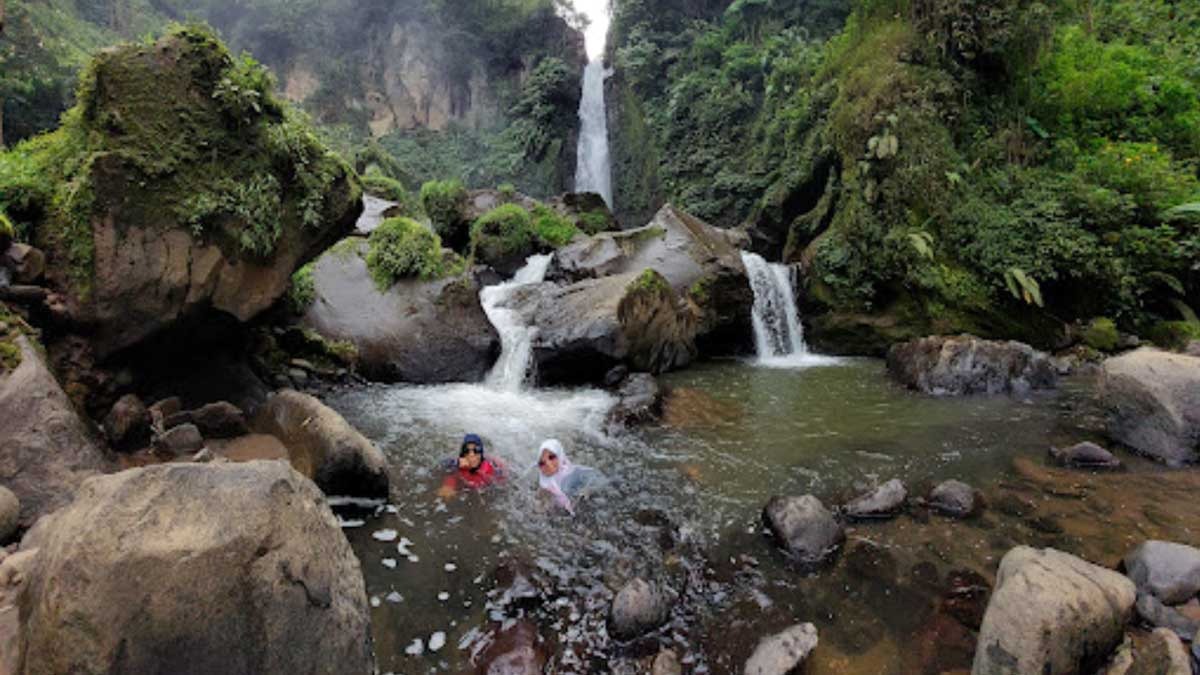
[479,255,554,391]
[575,59,613,208]
[321,354,1200,674]
[740,251,841,369]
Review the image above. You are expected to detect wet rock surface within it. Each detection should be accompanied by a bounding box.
[887,335,1058,396]
[1134,593,1200,640]
[607,373,663,426]
[0,336,109,529]
[302,239,499,383]
[16,461,373,674]
[928,479,982,518]
[190,401,250,439]
[972,546,1136,675]
[842,478,907,520]
[1100,349,1200,465]
[762,495,845,566]
[152,422,204,456]
[103,393,150,450]
[742,622,818,675]
[1124,541,1200,605]
[256,389,389,498]
[609,577,673,640]
[1049,441,1121,469]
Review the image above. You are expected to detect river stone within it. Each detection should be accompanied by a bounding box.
[762,495,845,566]
[1127,628,1193,675]
[153,422,204,456]
[609,577,672,640]
[1100,349,1200,465]
[929,480,982,518]
[1134,592,1200,640]
[607,372,663,425]
[16,461,373,674]
[972,546,1136,675]
[0,487,18,542]
[301,238,499,384]
[1048,441,1121,469]
[3,243,46,284]
[652,649,682,675]
[0,336,108,529]
[743,623,818,675]
[190,401,249,439]
[1124,541,1200,605]
[103,392,150,450]
[887,335,1057,396]
[842,478,907,520]
[256,389,389,498]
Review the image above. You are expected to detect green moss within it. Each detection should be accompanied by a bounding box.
[470,204,534,266]
[628,268,671,295]
[0,302,38,373]
[287,263,316,314]
[420,179,470,248]
[366,217,449,290]
[0,213,14,248]
[578,210,611,235]
[689,276,713,305]
[362,170,422,218]
[1081,317,1120,352]
[1146,321,1200,351]
[530,205,579,248]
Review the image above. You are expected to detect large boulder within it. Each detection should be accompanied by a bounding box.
[972,547,1136,675]
[0,336,109,529]
[1099,349,1200,465]
[743,623,819,675]
[32,29,360,358]
[887,335,1058,396]
[15,461,373,674]
[301,238,499,383]
[1124,541,1200,605]
[762,495,845,566]
[256,389,389,498]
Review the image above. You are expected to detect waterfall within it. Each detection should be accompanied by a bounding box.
[741,251,839,367]
[479,254,554,391]
[574,59,613,208]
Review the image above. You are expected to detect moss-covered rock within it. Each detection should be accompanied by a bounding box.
[470,204,536,273]
[420,179,470,250]
[1082,317,1120,352]
[365,217,458,290]
[3,24,361,358]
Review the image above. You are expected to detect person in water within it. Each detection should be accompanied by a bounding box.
[536,439,604,515]
[438,433,503,498]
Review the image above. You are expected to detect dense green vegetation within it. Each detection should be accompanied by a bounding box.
[0,23,357,294]
[366,217,458,290]
[611,0,1200,345]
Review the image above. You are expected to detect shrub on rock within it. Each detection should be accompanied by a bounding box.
[365,217,455,290]
[16,461,373,674]
[420,179,470,249]
[471,204,536,272]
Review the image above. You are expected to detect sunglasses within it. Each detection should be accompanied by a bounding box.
[538,453,558,467]
[460,445,481,456]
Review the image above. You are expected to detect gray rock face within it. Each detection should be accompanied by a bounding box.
[743,623,819,675]
[929,480,982,518]
[1124,541,1200,605]
[16,461,373,675]
[190,401,249,439]
[607,373,663,426]
[153,423,204,456]
[762,495,845,566]
[887,335,1058,396]
[1048,442,1121,469]
[302,239,499,383]
[0,336,109,529]
[972,547,1136,675]
[1134,593,1200,640]
[0,486,18,542]
[609,578,673,640]
[256,389,389,498]
[103,393,149,450]
[842,479,907,520]
[1100,349,1200,465]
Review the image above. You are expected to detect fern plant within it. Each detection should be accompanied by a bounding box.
[1004,267,1044,307]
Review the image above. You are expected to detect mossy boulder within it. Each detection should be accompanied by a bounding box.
[365,217,458,290]
[9,25,361,358]
[471,204,538,275]
[420,179,470,251]
[1082,317,1120,352]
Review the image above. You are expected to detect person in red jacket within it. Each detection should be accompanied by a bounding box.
[437,434,503,498]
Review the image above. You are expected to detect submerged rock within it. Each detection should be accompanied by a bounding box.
[1124,541,1200,605]
[257,389,389,498]
[842,478,907,520]
[743,623,818,675]
[0,336,108,529]
[887,335,1057,396]
[972,546,1135,675]
[1100,349,1200,465]
[302,238,498,384]
[762,495,845,566]
[190,401,249,439]
[1048,441,1121,469]
[15,461,373,674]
[609,577,673,640]
[607,372,663,426]
[928,480,982,518]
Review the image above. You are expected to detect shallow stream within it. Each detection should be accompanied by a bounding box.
[325,357,1200,674]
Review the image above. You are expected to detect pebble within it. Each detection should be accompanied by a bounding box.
[437,591,450,601]
[382,558,397,569]
[408,555,420,563]
[372,529,399,542]
[369,596,381,608]
[386,591,403,603]
[428,632,446,652]
[404,639,424,656]
[444,563,457,572]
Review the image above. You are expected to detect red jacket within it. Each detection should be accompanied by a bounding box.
[442,459,502,491]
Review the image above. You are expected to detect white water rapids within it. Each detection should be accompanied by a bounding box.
[574,59,613,208]
[479,254,554,391]
[740,251,840,368]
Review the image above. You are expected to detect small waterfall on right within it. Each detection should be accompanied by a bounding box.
[740,251,839,367]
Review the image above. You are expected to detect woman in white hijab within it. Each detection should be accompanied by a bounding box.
[536,439,603,515]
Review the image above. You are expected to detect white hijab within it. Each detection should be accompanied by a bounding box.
[536,439,577,513]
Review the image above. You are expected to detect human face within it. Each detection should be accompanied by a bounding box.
[459,444,483,470]
[538,448,559,477]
